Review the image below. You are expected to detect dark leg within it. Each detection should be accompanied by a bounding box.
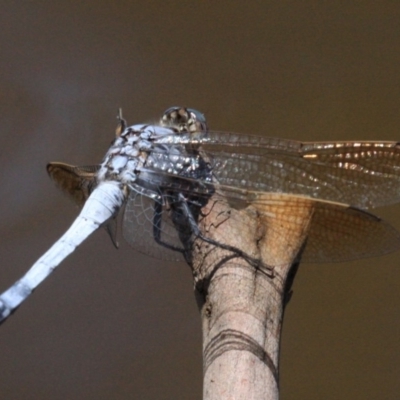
[152,199,185,254]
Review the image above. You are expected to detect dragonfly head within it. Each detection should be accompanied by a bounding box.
[161,106,208,133]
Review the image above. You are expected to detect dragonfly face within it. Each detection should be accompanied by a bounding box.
[47,107,400,264]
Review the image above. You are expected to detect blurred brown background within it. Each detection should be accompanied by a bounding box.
[0,2,400,399]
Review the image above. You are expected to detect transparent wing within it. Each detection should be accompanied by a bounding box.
[47,163,120,247]
[121,179,400,264]
[122,191,186,261]
[47,162,98,207]
[48,132,400,263]
[152,132,400,209]
[247,192,400,263]
[49,135,400,210]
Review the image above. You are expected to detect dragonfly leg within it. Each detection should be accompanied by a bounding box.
[177,193,274,277]
[152,199,185,254]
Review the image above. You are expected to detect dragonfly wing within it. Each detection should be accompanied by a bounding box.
[124,164,400,268]
[122,191,186,261]
[152,132,400,209]
[47,162,99,207]
[245,192,400,263]
[302,202,400,262]
[215,142,400,209]
[46,134,400,263]
[47,162,121,247]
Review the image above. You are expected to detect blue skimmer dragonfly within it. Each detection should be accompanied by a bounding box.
[1,106,400,322]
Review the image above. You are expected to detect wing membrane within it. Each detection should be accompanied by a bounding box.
[47,162,99,207]
[246,192,400,263]
[152,132,400,208]
[121,176,400,264]
[47,132,400,263]
[122,191,185,261]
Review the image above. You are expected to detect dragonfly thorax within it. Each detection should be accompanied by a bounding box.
[96,108,212,194]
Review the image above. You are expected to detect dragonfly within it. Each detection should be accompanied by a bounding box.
[1,106,400,323]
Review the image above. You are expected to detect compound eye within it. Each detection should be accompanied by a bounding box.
[187,108,207,132]
[187,108,206,125]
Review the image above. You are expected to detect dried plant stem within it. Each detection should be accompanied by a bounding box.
[192,193,313,400]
